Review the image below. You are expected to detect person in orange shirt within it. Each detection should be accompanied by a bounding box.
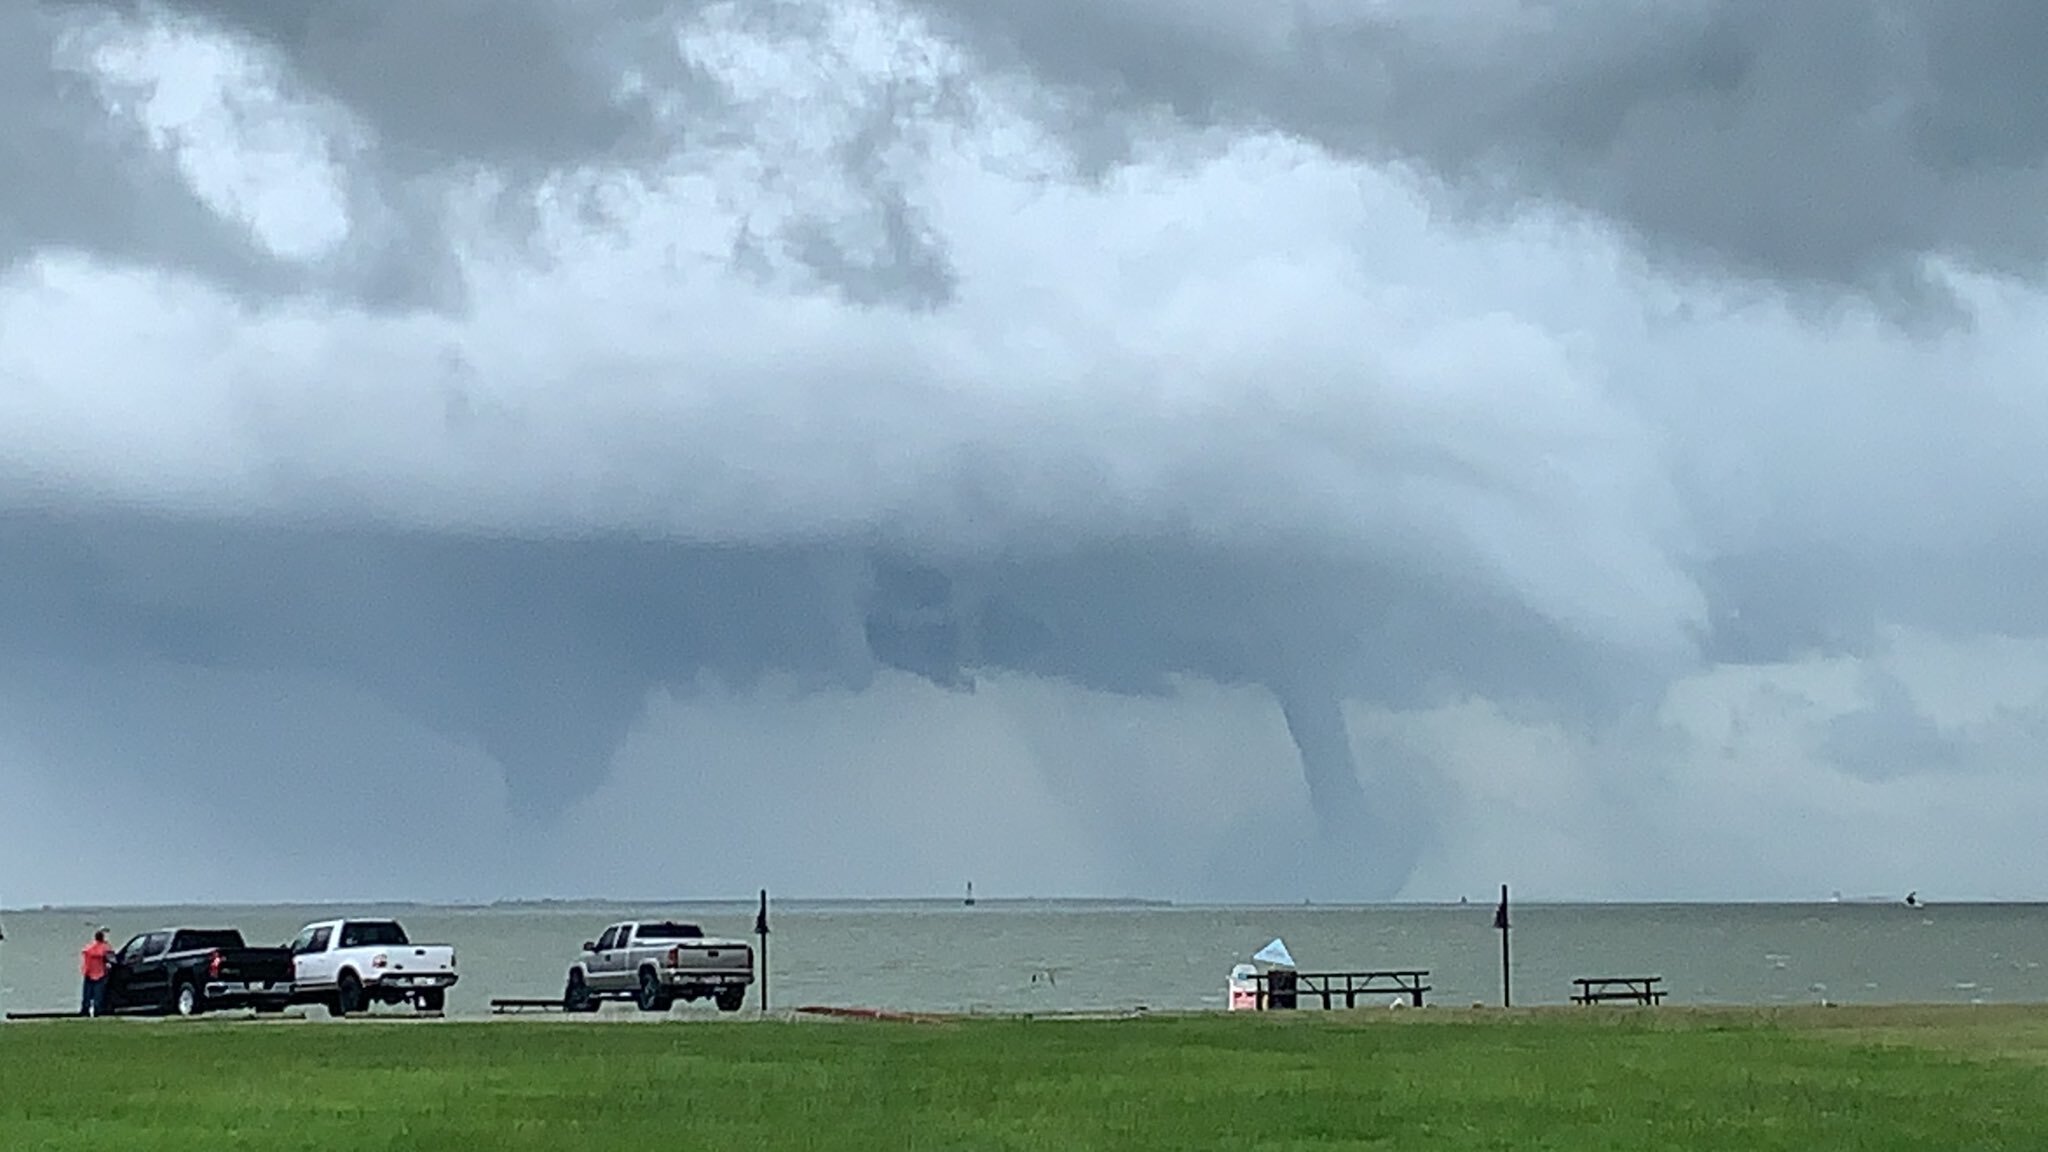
[79,929,115,1017]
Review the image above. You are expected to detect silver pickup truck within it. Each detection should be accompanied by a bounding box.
[562,920,753,1013]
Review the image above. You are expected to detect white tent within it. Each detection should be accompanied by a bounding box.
[1252,938,1296,970]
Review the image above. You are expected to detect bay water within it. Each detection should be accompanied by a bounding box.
[4,899,2044,1019]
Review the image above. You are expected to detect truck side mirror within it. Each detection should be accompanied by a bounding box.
[582,941,597,953]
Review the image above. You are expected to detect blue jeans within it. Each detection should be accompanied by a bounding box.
[80,976,107,1017]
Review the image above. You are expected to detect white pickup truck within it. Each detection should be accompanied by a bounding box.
[563,920,753,1013]
[289,917,458,1015]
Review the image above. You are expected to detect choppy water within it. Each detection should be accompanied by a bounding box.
[4,899,2045,1019]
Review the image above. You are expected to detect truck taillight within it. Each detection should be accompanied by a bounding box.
[668,947,679,966]
[208,950,223,978]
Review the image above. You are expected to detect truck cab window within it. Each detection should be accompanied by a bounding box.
[290,927,317,955]
[339,921,409,949]
[596,927,619,952]
[308,927,332,953]
[172,929,243,953]
[635,922,704,941]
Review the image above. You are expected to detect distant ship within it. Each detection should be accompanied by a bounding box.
[965,881,976,907]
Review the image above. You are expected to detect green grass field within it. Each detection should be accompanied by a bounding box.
[5,1007,2046,1150]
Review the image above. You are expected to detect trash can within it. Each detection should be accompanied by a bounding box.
[1266,967,1298,1010]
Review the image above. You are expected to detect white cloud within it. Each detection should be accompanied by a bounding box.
[72,13,356,264]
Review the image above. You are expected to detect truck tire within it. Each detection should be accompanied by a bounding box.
[636,968,672,1013]
[415,988,446,1013]
[336,970,366,1016]
[173,981,203,1018]
[564,971,598,1013]
[715,987,746,1013]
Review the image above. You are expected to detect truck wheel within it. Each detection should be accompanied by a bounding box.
[415,989,445,1013]
[174,981,203,1018]
[636,969,671,1012]
[336,971,366,1016]
[715,987,745,1013]
[564,971,597,1013]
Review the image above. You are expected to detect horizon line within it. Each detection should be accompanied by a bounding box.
[0,894,2021,914]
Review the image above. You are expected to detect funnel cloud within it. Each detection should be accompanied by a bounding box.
[8,0,2048,904]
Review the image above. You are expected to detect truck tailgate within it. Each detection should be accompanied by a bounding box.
[218,948,295,986]
[379,946,456,976]
[667,942,752,975]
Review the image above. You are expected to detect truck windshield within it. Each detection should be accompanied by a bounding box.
[170,929,246,952]
[634,922,704,941]
[340,921,410,948]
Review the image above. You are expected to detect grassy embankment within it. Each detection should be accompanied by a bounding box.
[6,1006,2048,1149]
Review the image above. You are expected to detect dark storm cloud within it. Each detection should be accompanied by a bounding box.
[21,0,957,310]
[0,507,1654,851]
[25,0,2048,309]
[911,0,2048,308]
[81,0,686,170]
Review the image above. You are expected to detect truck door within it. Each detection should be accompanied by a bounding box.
[294,924,337,989]
[613,924,644,990]
[116,932,173,1011]
[591,926,625,991]
[105,933,150,1013]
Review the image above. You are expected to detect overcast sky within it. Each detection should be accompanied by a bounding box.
[6,0,2048,906]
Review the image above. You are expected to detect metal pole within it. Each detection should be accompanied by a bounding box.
[756,888,770,1015]
[1497,883,1511,1008]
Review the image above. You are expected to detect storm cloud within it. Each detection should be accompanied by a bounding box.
[912,0,2048,313]
[6,0,2048,904]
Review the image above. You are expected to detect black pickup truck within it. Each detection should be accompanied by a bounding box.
[104,927,296,1016]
